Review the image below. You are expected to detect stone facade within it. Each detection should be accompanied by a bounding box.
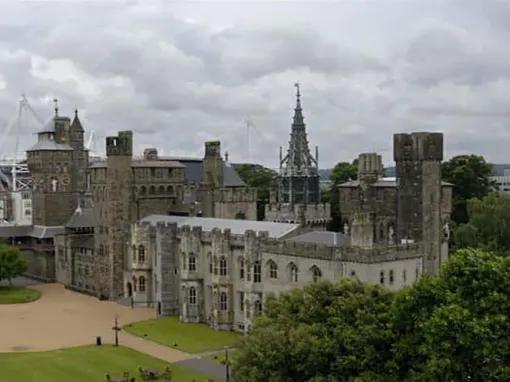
[126,217,425,333]
[265,84,330,226]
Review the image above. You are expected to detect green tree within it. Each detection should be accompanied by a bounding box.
[327,160,358,231]
[234,164,277,220]
[0,244,27,285]
[455,193,510,253]
[392,248,510,381]
[441,155,494,224]
[232,279,395,382]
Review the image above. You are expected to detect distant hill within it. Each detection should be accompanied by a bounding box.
[319,164,510,180]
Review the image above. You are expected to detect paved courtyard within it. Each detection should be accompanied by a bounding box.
[0,282,191,363]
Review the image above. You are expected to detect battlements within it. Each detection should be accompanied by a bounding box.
[144,148,159,160]
[394,132,443,162]
[106,131,133,157]
[358,153,383,184]
[205,141,221,158]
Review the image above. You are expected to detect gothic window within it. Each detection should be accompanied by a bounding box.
[139,276,146,292]
[289,263,298,283]
[254,300,262,315]
[239,257,245,279]
[219,292,228,311]
[268,260,278,279]
[219,256,227,276]
[253,261,261,283]
[350,270,356,278]
[133,276,137,292]
[132,245,137,262]
[246,262,252,281]
[208,252,213,274]
[138,245,145,263]
[149,186,155,194]
[140,186,146,195]
[213,256,218,275]
[189,254,197,272]
[389,269,394,285]
[158,185,164,194]
[240,292,244,312]
[188,287,197,305]
[311,266,322,282]
[167,185,174,195]
[380,270,385,285]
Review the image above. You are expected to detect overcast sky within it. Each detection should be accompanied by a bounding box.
[1,0,509,168]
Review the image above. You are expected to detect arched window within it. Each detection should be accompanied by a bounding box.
[253,261,261,283]
[149,186,155,194]
[213,256,218,275]
[268,260,278,279]
[167,185,174,195]
[208,252,213,274]
[140,186,146,195]
[138,245,145,263]
[189,254,197,272]
[132,245,137,262]
[246,262,251,282]
[380,270,385,285]
[389,269,394,285]
[189,287,197,305]
[132,276,137,292]
[311,266,322,282]
[254,300,262,315]
[289,263,298,283]
[158,185,165,194]
[220,292,228,311]
[139,276,146,292]
[239,257,245,279]
[219,256,227,276]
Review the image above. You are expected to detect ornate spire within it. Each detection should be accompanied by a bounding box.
[71,108,84,132]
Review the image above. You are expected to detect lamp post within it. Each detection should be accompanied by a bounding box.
[112,314,121,347]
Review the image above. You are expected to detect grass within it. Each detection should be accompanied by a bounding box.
[124,317,241,353]
[206,349,237,365]
[0,286,41,304]
[0,345,215,382]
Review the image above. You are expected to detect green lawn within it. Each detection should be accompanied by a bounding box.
[0,286,41,304]
[0,345,214,382]
[124,317,240,353]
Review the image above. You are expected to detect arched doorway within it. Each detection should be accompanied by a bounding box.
[127,282,133,297]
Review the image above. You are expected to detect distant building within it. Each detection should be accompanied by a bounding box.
[490,168,510,194]
[265,84,330,227]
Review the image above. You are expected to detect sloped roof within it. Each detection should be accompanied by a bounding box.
[66,207,96,228]
[27,140,73,152]
[288,231,350,246]
[141,215,299,239]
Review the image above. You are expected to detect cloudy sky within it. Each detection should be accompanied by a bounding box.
[1,0,509,168]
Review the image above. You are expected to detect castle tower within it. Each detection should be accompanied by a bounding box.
[358,153,383,187]
[27,107,88,226]
[265,83,330,226]
[96,131,133,299]
[394,132,443,275]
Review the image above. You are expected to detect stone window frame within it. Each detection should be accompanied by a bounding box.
[311,265,322,282]
[219,292,228,311]
[380,270,385,285]
[213,256,218,275]
[239,292,244,312]
[189,254,197,272]
[389,269,394,285]
[188,287,197,305]
[254,299,262,315]
[219,256,227,276]
[289,262,298,283]
[268,260,278,280]
[239,257,245,279]
[139,276,146,292]
[253,261,261,283]
[208,252,213,274]
[138,245,146,264]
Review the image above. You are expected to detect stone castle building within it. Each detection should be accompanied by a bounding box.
[265,84,330,226]
[125,131,451,333]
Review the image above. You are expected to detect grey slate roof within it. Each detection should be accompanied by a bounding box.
[27,139,73,152]
[288,231,350,247]
[141,215,299,239]
[0,225,64,239]
[339,178,453,188]
[66,207,96,228]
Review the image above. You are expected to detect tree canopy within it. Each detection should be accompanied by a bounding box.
[441,155,494,224]
[326,160,358,231]
[0,244,27,285]
[233,248,510,381]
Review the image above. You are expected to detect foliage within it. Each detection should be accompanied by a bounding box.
[124,316,240,353]
[234,249,510,381]
[0,345,213,382]
[441,155,494,224]
[392,248,510,381]
[455,193,510,253]
[234,164,278,220]
[0,286,41,304]
[0,244,27,285]
[326,160,358,231]
[232,279,395,382]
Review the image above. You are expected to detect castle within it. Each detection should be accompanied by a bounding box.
[0,86,452,332]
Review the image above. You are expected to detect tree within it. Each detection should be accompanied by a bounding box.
[455,193,510,253]
[441,155,494,224]
[392,248,510,381]
[326,160,358,231]
[232,279,395,382]
[0,244,27,286]
[234,164,278,220]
